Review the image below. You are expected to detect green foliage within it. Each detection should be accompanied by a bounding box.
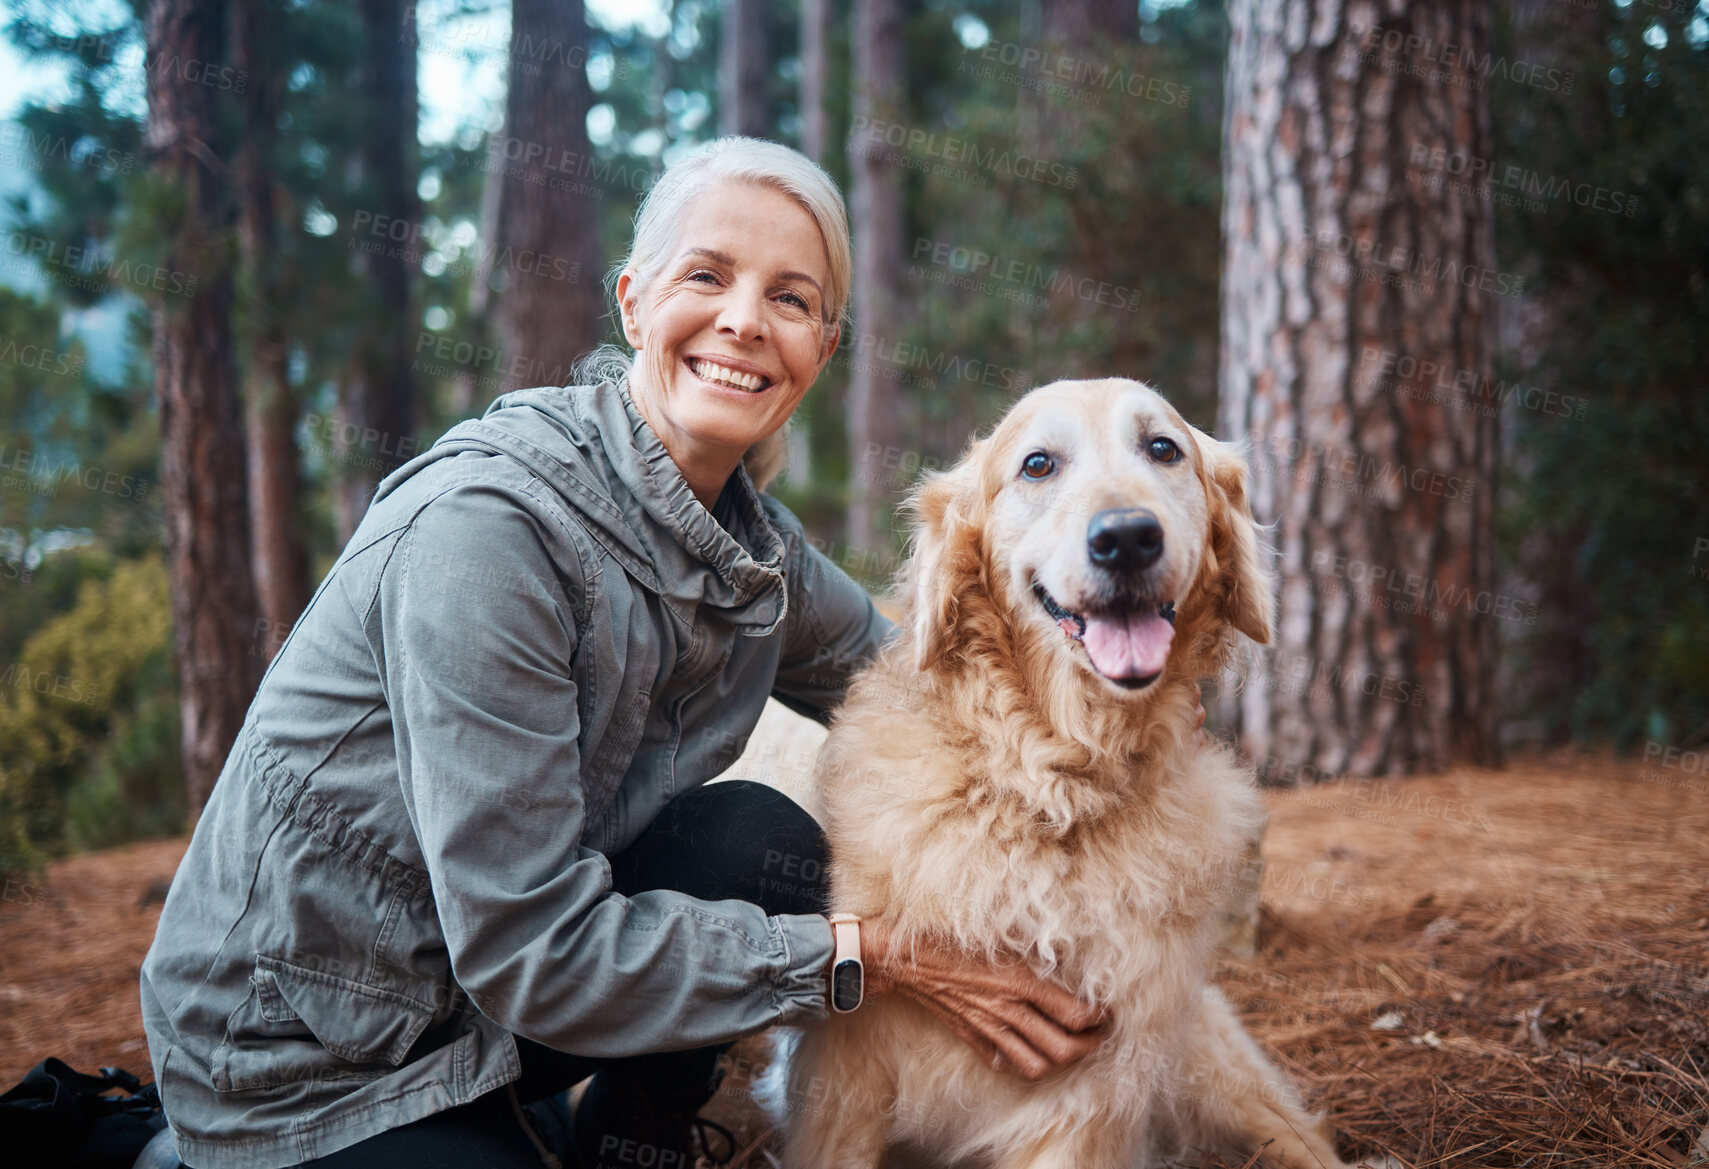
[0,553,178,878]
[1492,3,1709,747]
[0,0,1701,878]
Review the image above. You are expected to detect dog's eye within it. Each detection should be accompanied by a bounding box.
[1020,451,1055,479]
[1148,437,1182,464]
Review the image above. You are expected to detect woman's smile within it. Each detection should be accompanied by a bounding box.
[684,354,775,394]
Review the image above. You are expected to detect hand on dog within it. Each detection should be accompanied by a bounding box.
[858,919,1109,1081]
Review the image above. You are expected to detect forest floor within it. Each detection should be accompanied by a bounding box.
[2,750,1705,1167]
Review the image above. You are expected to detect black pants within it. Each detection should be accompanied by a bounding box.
[285,780,830,1168]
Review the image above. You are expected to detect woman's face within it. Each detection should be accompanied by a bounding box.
[619,181,838,472]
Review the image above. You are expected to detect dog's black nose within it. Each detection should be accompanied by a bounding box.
[1087,509,1164,573]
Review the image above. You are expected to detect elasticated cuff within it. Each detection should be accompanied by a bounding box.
[769,912,835,1023]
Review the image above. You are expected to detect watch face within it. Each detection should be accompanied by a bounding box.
[832,958,863,1012]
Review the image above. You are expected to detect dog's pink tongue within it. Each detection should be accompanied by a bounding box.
[1081,611,1174,680]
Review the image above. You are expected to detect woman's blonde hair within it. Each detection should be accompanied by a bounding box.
[575,137,851,491]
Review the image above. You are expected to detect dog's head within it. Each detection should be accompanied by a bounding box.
[902,378,1273,699]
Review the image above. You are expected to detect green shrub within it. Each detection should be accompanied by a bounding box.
[0,553,179,877]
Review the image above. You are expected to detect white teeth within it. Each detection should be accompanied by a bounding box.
[690,358,768,392]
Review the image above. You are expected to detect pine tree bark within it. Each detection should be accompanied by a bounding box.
[1220,0,1500,778]
[488,0,603,393]
[720,0,769,137]
[145,0,261,811]
[337,0,420,539]
[235,0,310,659]
[846,0,905,554]
[799,0,828,162]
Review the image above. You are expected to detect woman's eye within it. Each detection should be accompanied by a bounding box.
[1021,451,1055,479]
[777,290,809,310]
[688,270,719,284]
[1148,437,1181,464]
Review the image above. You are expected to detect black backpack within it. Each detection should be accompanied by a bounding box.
[0,1058,177,1169]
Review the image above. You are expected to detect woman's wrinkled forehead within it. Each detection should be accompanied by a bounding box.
[642,178,834,309]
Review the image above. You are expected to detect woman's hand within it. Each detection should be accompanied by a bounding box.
[855,920,1109,1081]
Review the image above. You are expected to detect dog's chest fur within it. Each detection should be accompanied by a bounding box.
[819,685,1265,1011]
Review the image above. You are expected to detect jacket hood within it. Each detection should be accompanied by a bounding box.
[372,382,789,634]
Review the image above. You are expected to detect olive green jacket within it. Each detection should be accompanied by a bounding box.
[140,382,893,1168]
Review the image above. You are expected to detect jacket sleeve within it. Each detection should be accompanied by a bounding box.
[762,498,899,726]
[382,484,833,1058]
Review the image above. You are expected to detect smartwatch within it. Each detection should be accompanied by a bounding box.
[827,913,864,1013]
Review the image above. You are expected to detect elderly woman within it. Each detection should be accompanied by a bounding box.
[140,138,1105,1169]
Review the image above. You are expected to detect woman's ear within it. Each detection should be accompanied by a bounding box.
[616,270,643,349]
[817,321,841,372]
[1192,429,1275,645]
[903,452,987,672]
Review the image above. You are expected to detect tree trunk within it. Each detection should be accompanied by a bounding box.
[234,0,310,660]
[720,0,769,137]
[488,0,603,392]
[1219,0,1500,778]
[337,0,420,540]
[145,0,261,811]
[799,0,828,162]
[846,0,906,554]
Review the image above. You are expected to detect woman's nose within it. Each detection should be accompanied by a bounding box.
[716,282,768,342]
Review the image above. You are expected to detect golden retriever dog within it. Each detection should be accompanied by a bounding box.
[784,379,1355,1169]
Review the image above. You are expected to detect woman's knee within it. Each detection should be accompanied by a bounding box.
[619,780,830,914]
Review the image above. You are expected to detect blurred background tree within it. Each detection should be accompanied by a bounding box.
[0,0,1704,879]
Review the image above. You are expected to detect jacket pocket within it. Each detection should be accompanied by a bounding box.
[580,683,650,830]
[210,954,437,1093]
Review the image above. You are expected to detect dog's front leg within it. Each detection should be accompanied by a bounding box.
[1163,985,1349,1169]
[782,1016,894,1169]
[997,1115,1143,1169]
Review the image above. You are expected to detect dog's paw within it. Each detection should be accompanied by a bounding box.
[1346,1154,1407,1169]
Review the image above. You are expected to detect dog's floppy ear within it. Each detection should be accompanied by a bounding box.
[902,451,986,672]
[1191,428,1275,645]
